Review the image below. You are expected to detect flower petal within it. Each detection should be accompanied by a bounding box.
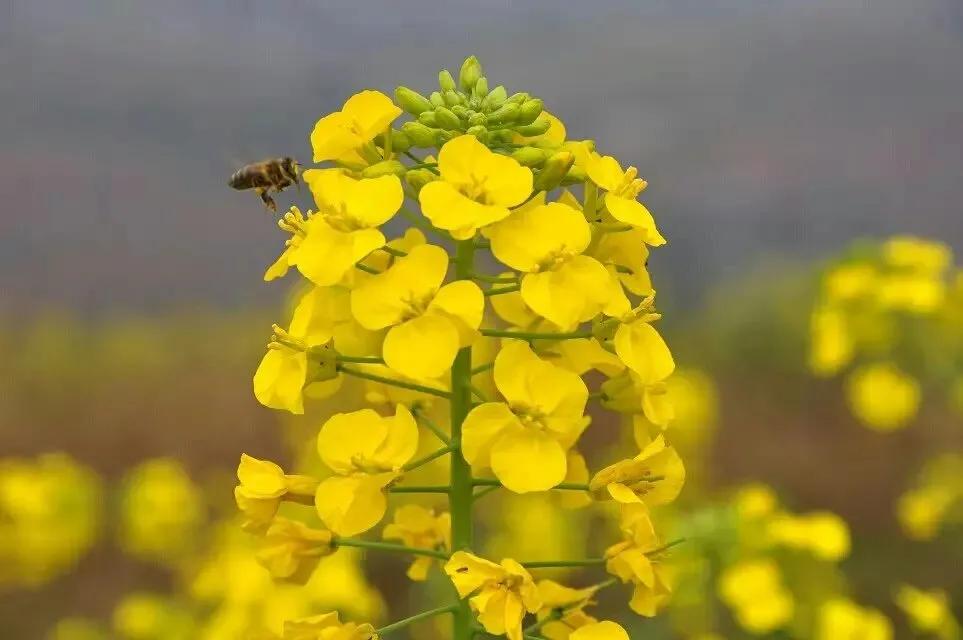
[614,322,675,384]
[461,402,519,468]
[314,475,388,536]
[491,428,567,493]
[383,314,460,380]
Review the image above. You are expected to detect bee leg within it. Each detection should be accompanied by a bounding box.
[256,187,277,212]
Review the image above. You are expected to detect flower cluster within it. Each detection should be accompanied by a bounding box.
[237,56,685,640]
[809,236,962,431]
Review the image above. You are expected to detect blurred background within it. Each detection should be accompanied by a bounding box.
[2,1,961,638]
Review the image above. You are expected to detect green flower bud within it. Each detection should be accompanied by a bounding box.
[466,125,489,141]
[439,70,457,93]
[452,105,470,119]
[443,90,463,107]
[561,165,588,185]
[507,92,530,105]
[488,129,514,144]
[389,129,411,153]
[474,76,489,98]
[434,106,462,130]
[394,86,432,115]
[533,151,575,190]
[488,102,520,125]
[306,344,338,382]
[362,159,407,178]
[468,112,487,127]
[512,146,551,167]
[405,168,437,196]
[514,115,552,137]
[516,98,544,125]
[429,91,446,108]
[417,111,439,127]
[401,121,441,147]
[481,85,508,111]
[459,55,483,92]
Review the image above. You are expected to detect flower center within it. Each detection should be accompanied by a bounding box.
[614,166,646,198]
[533,249,575,273]
[400,291,436,321]
[513,404,548,431]
[348,454,394,474]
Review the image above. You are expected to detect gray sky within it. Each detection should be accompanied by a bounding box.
[3,0,962,314]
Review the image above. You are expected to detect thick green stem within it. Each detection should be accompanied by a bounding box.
[337,365,451,399]
[376,604,459,636]
[450,239,476,640]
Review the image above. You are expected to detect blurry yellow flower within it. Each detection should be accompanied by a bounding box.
[113,593,194,640]
[614,306,675,385]
[351,243,483,379]
[894,584,960,640]
[310,90,401,164]
[419,135,533,239]
[488,201,629,329]
[120,458,204,562]
[255,517,334,584]
[382,505,450,581]
[559,450,592,510]
[877,272,946,313]
[897,486,957,541]
[586,154,664,246]
[314,406,418,535]
[604,507,672,617]
[444,550,541,640]
[883,236,951,274]
[816,599,892,640]
[591,228,654,296]
[767,511,850,561]
[282,611,378,640]
[234,454,319,533]
[589,435,685,508]
[809,306,853,376]
[718,559,793,634]
[569,622,630,640]
[846,362,920,431]
[734,484,778,520]
[48,618,109,640]
[462,341,589,492]
[535,579,600,640]
[824,264,877,302]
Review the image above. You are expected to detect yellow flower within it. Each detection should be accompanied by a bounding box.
[462,341,589,492]
[273,171,402,287]
[824,264,877,302]
[350,243,483,378]
[767,511,850,561]
[419,135,533,239]
[234,454,319,533]
[613,305,675,385]
[897,486,957,541]
[846,362,920,431]
[586,154,664,246]
[591,228,654,296]
[310,90,401,164]
[488,201,629,329]
[569,622,630,640]
[895,584,960,640]
[600,371,675,429]
[283,611,378,640]
[734,483,779,520]
[718,559,793,634]
[883,236,951,274]
[255,517,334,584]
[382,505,450,581]
[604,507,672,617]
[809,307,853,376]
[589,435,685,507]
[444,550,541,640]
[513,111,567,146]
[314,406,418,535]
[535,580,600,640]
[816,599,892,640]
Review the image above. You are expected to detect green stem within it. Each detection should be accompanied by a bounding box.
[389,485,452,494]
[469,384,488,402]
[414,412,451,445]
[376,604,459,636]
[333,538,450,559]
[337,365,451,399]
[470,272,518,284]
[648,538,686,556]
[471,361,495,376]
[403,446,453,472]
[471,478,588,491]
[380,245,408,257]
[473,484,501,500]
[355,262,382,275]
[520,558,606,569]
[484,284,521,297]
[336,355,384,364]
[480,328,591,341]
[450,239,476,640]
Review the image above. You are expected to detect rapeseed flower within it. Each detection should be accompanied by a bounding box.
[310,90,401,164]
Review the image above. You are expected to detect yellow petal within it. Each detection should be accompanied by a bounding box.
[372,404,419,469]
[310,111,363,163]
[265,246,295,282]
[383,314,460,380]
[292,220,386,287]
[237,454,287,497]
[607,482,643,504]
[342,90,402,141]
[253,348,306,414]
[491,428,567,493]
[289,286,350,346]
[604,195,665,246]
[461,402,519,468]
[420,180,509,239]
[317,409,389,473]
[342,174,404,227]
[570,621,630,640]
[314,475,388,536]
[445,550,506,597]
[614,322,675,384]
[428,280,484,345]
[586,155,624,191]
[489,202,590,272]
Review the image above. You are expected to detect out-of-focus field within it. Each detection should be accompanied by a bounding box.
[2,241,960,639]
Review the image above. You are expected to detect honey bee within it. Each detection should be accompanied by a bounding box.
[228,157,300,212]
